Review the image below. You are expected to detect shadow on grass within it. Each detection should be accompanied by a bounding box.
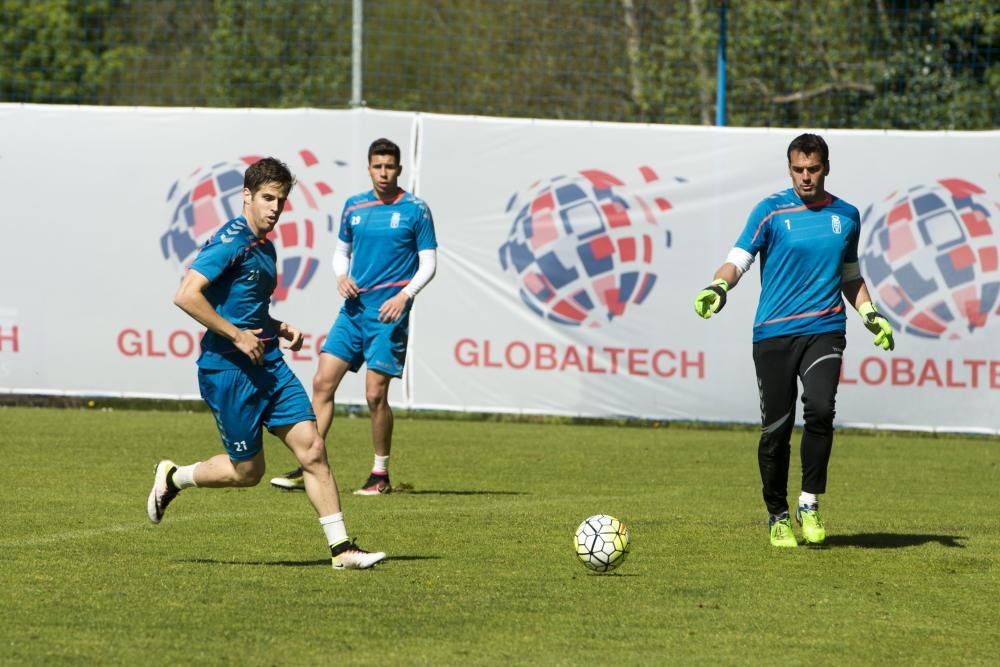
[182,558,331,567]
[392,488,525,496]
[180,555,442,567]
[273,485,525,496]
[823,533,966,549]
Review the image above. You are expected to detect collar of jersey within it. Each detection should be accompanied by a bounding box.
[366,189,407,205]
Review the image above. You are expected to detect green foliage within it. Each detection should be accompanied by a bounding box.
[2,407,999,664]
[361,1,635,120]
[0,0,995,128]
[94,0,216,106]
[853,0,999,129]
[636,1,715,125]
[0,0,134,103]
[206,0,350,108]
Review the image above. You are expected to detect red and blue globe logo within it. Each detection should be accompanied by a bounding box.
[161,149,342,302]
[859,178,1000,340]
[498,167,683,327]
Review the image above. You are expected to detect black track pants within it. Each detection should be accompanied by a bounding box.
[752,331,845,516]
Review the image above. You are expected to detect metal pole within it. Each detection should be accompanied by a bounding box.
[715,1,727,126]
[351,0,363,107]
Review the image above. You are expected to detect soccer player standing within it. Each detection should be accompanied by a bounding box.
[147,157,385,570]
[693,134,894,548]
[270,138,438,495]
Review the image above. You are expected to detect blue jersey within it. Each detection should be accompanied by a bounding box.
[189,216,282,369]
[338,190,437,304]
[734,188,861,342]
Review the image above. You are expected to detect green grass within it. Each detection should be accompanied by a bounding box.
[2,406,998,665]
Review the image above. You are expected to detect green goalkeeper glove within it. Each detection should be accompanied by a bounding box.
[693,279,729,319]
[859,301,895,351]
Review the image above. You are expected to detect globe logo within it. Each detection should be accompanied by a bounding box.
[498,167,684,327]
[161,149,342,302]
[859,178,1000,340]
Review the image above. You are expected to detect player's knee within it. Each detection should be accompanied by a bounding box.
[231,466,264,487]
[757,432,790,458]
[299,438,330,472]
[803,401,836,430]
[312,371,336,399]
[365,388,389,411]
[311,378,331,399]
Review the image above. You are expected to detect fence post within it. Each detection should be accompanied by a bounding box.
[351,0,364,107]
[715,0,728,127]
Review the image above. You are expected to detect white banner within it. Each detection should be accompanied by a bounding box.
[1,105,998,433]
[411,115,1000,434]
[0,105,415,407]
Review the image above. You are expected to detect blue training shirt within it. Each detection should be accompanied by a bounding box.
[189,216,282,370]
[338,189,438,305]
[734,188,861,342]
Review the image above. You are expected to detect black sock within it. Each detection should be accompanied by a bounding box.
[330,539,353,557]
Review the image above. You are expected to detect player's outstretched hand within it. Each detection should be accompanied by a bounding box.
[859,302,894,351]
[693,279,729,319]
[234,328,265,364]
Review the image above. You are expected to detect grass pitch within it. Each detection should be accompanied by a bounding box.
[2,406,998,665]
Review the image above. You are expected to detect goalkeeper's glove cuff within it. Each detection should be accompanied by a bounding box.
[858,301,895,351]
[694,278,730,319]
[706,279,729,309]
[859,301,882,332]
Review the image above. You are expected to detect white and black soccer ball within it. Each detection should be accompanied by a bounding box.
[574,514,630,573]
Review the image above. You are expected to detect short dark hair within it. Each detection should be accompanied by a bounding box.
[243,157,295,195]
[787,133,829,165]
[368,138,401,165]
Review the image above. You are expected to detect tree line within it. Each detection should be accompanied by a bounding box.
[1,0,996,129]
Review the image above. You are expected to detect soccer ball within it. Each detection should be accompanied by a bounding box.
[574,514,630,573]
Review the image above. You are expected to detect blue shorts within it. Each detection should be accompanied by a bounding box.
[197,358,315,461]
[321,297,409,378]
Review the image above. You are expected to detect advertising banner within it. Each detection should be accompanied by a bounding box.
[0,105,415,407]
[1,105,997,433]
[412,115,1000,434]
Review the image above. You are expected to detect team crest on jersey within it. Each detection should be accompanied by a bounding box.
[831,215,841,233]
[390,212,401,229]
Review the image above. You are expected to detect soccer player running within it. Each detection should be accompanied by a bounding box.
[270,138,438,495]
[147,157,385,570]
[693,133,894,548]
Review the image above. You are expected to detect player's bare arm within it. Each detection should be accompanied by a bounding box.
[841,277,871,311]
[713,262,742,290]
[174,268,265,365]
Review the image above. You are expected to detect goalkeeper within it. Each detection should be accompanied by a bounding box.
[693,133,893,549]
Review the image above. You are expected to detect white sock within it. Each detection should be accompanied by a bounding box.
[372,454,390,475]
[799,492,818,507]
[172,463,200,489]
[319,512,348,547]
